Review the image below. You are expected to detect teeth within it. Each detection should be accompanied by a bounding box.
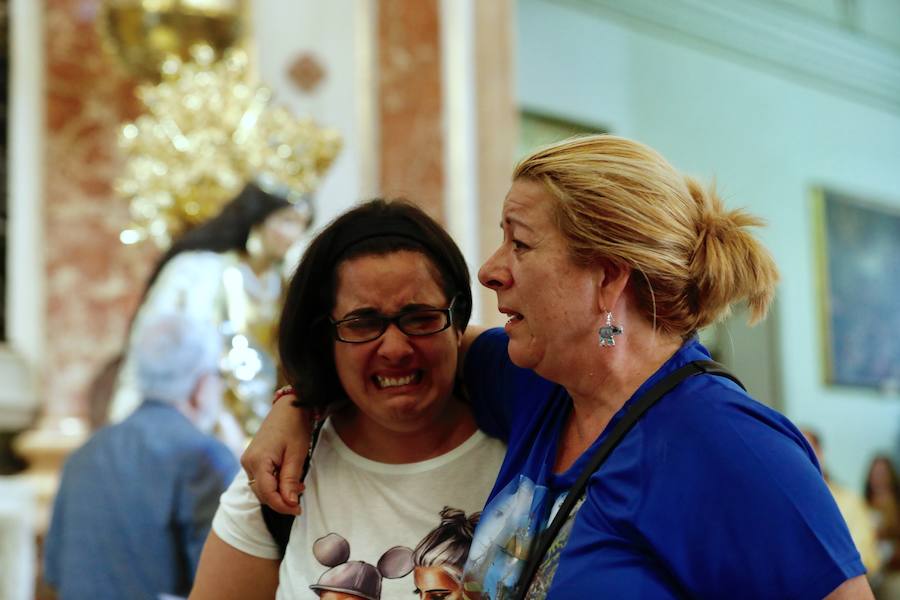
[376,373,417,388]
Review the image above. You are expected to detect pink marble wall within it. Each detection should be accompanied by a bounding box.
[378,0,445,223]
[44,0,151,420]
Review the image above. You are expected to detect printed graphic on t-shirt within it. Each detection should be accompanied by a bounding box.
[309,507,480,600]
[523,497,585,600]
[460,475,551,600]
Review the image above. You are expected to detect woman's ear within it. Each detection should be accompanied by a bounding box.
[595,260,632,314]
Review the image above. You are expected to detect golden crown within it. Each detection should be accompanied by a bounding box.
[117,45,342,247]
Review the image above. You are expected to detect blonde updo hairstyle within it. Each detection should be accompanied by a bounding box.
[513,135,779,338]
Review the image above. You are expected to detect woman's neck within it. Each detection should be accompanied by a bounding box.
[571,335,682,413]
[331,400,478,464]
[552,325,683,472]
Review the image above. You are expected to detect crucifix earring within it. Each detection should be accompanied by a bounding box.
[598,311,623,347]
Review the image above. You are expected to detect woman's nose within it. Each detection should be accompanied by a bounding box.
[478,247,509,290]
[376,323,414,360]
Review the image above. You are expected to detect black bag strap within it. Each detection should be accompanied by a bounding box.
[261,416,326,556]
[512,359,744,599]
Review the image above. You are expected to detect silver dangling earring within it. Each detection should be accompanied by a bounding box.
[598,311,623,347]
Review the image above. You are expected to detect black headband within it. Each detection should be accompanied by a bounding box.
[330,215,447,269]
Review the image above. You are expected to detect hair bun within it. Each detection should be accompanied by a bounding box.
[685,176,779,330]
[439,506,476,537]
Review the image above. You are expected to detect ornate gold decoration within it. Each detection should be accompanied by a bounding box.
[97,0,245,82]
[117,47,342,247]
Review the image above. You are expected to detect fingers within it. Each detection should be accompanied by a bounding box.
[243,457,303,516]
[254,465,303,517]
[240,391,315,516]
[278,446,306,507]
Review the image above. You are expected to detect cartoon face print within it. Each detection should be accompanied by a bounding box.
[310,533,414,600]
[414,565,464,600]
[411,508,481,600]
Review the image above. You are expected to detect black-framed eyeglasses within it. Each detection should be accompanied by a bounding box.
[330,296,458,343]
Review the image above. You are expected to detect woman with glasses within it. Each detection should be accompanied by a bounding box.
[190,199,506,599]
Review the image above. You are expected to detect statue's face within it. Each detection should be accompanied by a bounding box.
[259,205,310,261]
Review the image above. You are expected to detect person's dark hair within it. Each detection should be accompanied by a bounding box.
[140,182,293,299]
[278,199,472,411]
[865,454,900,505]
[412,507,480,578]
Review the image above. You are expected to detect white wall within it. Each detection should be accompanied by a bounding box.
[1,0,45,430]
[517,0,900,490]
[251,0,377,232]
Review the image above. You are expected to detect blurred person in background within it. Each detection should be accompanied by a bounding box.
[865,454,900,598]
[107,181,311,438]
[44,312,239,600]
[802,428,881,576]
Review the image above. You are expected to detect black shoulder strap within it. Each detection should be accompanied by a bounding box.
[512,359,744,599]
[261,503,294,556]
[261,417,326,557]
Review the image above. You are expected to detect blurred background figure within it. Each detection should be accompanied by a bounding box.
[866,454,900,599]
[43,312,239,600]
[802,429,881,577]
[107,182,312,439]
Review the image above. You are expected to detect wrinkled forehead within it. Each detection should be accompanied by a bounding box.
[503,179,559,229]
[333,250,448,313]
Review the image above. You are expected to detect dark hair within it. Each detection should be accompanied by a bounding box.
[278,199,472,411]
[412,507,479,577]
[865,454,900,506]
[141,182,293,298]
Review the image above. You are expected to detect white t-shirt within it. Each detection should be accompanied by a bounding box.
[213,418,506,599]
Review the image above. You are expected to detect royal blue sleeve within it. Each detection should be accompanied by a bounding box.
[635,379,864,598]
[464,328,555,444]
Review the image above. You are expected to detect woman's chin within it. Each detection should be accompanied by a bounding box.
[378,393,434,421]
[506,338,541,371]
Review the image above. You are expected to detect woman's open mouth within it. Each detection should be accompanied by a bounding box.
[500,308,524,329]
[373,370,423,389]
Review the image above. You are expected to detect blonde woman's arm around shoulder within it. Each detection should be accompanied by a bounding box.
[190,531,279,600]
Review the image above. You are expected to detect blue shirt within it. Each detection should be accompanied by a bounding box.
[44,401,238,600]
[462,329,864,599]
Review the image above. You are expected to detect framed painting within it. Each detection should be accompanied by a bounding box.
[814,188,900,391]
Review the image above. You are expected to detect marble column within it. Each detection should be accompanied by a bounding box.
[378,0,445,222]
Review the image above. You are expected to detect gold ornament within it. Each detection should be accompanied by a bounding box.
[116,47,342,247]
[98,0,245,82]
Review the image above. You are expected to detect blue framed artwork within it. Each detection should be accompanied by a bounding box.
[815,188,900,391]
